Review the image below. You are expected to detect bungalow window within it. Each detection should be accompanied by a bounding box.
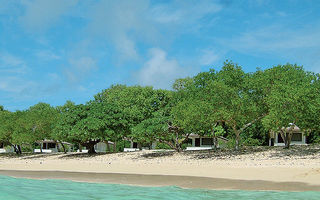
[201,138,213,146]
[48,143,56,149]
[292,133,302,142]
[132,142,138,148]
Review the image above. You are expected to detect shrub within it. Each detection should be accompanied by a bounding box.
[155,143,171,149]
[242,138,261,146]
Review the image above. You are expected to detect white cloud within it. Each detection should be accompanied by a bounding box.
[0,76,37,93]
[0,53,28,74]
[216,23,320,73]
[64,56,97,83]
[87,0,153,61]
[152,0,222,25]
[135,48,196,89]
[85,0,223,62]
[19,0,78,31]
[0,0,19,15]
[199,49,220,66]
[35,50,60,60]
[222,24,320,52]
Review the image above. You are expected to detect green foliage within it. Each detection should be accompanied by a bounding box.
[53,101,106,153]
[155,143,171,149]
[241,121,268,146]
[1,61,319,153]
[94,85,158,143]
[172,61,266,150]
[208,125,225,137]
[261,64,319,148]
[308,131,320,144]
[20,145,33,153]
[225,138,237,149]
[27,103,58,143]
[242,138,261,146]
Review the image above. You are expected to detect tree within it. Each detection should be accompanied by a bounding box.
[26,103,58,152]
[172,61,266,150]
[53,101,106,154]
[7,111,30,154]
[0,108,13,150]
[94,85,156,152]
[262,64,318,148]
[130,89,191,152]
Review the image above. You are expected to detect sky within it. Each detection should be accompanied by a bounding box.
[1,0,320,111]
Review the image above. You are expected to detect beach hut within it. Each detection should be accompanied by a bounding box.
[94,141,114,153]
[77,141,114,153]
[269,125,307,146]
[34,140,73,153]
[123,141,157,152]
[185,134,228,151]
[0,142,14,153]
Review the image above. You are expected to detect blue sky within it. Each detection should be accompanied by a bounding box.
[1,0,320,111]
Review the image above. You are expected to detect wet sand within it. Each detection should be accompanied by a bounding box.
[0,170,319,191]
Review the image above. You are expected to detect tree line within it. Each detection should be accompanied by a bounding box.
[1,62,320,154]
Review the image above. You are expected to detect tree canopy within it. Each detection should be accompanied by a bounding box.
[1,61,319,153]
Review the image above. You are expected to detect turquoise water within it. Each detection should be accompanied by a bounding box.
[0,176,319,200]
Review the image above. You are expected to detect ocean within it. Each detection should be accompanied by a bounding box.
[0,175,319,200]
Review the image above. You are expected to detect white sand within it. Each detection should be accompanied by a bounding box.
[0,147,319,190]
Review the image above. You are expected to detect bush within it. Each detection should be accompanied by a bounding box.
[181,143,193,150]
[225,139,237,149]
[308,131,320,144]
[242,138,261,146]
[58,145,70,152]
[155,143,171,149]
[21,145,33,153]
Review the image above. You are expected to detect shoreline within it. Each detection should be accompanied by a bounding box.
[1,147,319,192]
[0,170,320,192]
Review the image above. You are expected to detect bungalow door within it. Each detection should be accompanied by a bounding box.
[195,138,200,147]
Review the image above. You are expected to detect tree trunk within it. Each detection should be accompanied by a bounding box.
[212,128,218,150]
[213,135,218,151]
[176,143,183,152]
[113,141,117,152]
[106,141,110,152]
[59,141,67,154]
[282,127,294,149]
[235,137,239,151]
[137,143,142,150]
[13,145,21,155]
[40,143,43,153]
[233,126,240,151]
[87,144,96,154]
[17,145,22,154]
[284,131,293,149]
[79,144,82,152]
[83,141,98,154]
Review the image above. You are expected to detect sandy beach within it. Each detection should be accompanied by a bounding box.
[0,146,319,191]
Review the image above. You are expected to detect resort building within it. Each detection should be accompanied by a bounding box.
[34,140,73,153]
[94,141,114,153]
[124,141,157,152]
[269,126,307,146]
[186,134,228,151]
[77,141,114,153]
[0,143,14,153]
